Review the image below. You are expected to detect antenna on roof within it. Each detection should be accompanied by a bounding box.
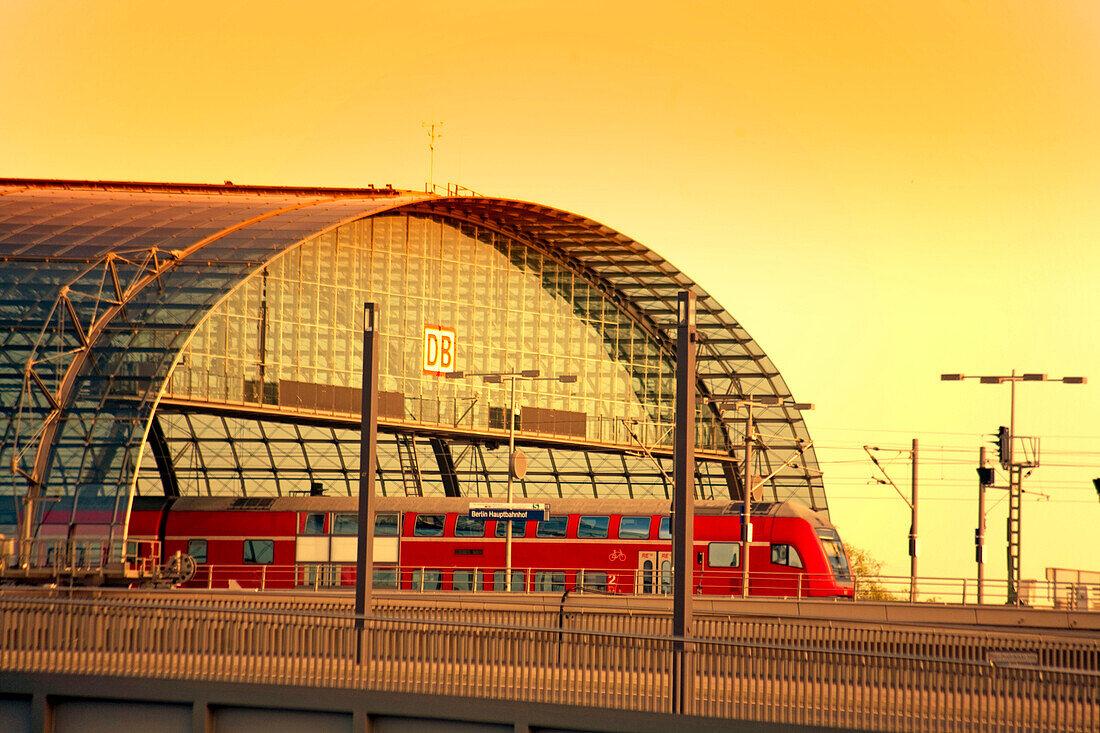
[423,121,443,192]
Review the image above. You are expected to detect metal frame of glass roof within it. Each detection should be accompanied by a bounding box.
[0,179,824,545]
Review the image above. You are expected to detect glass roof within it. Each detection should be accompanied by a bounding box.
[0,180,825,541]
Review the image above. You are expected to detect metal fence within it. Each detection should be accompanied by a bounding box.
[0,593,1096,731]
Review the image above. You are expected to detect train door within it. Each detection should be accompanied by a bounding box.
[638,551,671,594]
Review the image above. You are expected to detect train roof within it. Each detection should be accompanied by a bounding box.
[132,495,835,529]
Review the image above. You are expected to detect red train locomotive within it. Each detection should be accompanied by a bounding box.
[122,496,854,598]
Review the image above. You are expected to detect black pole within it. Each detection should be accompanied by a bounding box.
[977,446,987,605]
[672,290,696,714]
[355,303,380,663]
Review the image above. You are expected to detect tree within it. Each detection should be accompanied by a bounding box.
[843,543,897,601]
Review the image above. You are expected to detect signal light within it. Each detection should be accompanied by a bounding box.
[993,426,1010,469]
[1093,478,1100,502]
[976,466,994,487]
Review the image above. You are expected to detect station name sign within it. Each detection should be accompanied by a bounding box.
[468,502,549,522]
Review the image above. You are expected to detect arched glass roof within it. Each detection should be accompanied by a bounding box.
[0,179,824,539]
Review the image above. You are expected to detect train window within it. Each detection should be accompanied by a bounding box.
[494,519,527,538]
[816,529,852,581]
[578,570,608,592]
[536,516,568,538]
[372,567,398,589]
[332,514,357,535]
[411,569,442,591]
[618,516,651,539]
[707,542,740,568]
[658,517,671,539]
[243,539,274,564]
[187,539,207,564]
[452,569,485,591]
[303,514,325,535]
[492,569,525,591]
[577,516,609,539]
[455,516,486,537]
[533,571,566,592]
[771,544,804,569]
[375,513,400,536]
[299,564,339,588]
[414,514,446,536]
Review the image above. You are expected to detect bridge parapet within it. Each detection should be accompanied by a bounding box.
[0,592,1096,732]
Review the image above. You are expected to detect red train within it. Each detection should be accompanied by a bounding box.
[122,496,854,598]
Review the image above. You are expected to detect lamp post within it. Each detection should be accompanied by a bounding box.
[941,371,1086,604]
[448,369,576,590]
[711,394,814,597]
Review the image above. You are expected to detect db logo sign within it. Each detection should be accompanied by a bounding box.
[423,326,456,374]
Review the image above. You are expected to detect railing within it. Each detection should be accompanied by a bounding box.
[186,563,1097,608]
[0,537,162,577]
[0,593,1095,731]
[187,563,846,596]
[857,574,1100,609]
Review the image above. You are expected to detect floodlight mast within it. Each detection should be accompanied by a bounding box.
[710,393,814,598]
[447,368,576,591]
[941,370,1087,604]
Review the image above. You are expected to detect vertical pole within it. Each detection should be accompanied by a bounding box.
[977,446,986,605]
[505,377,517,591]
[355,303,380,663]
[19,493,36,568]
[672,290,696,714]
[909,438,918,603]
[1007,370,1019,604]
[741,403,752,598]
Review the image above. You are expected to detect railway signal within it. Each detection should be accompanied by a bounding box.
[942,371,1087,605]
[993,426,1010,470]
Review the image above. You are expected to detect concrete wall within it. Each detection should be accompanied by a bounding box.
[0,672,797,733]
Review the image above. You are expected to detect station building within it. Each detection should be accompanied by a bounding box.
[0,179,824,543]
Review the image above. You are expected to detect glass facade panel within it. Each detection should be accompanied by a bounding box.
[170,214,701,452]
[136,413,728,501]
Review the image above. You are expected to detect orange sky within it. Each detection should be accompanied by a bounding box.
[3,0,1098,594]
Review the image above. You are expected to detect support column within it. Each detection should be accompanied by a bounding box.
[355,303,380,662]
[671,290,696,715]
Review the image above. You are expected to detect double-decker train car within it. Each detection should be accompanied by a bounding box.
[125,496,854,598]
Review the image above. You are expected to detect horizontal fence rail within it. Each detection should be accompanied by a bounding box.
[0,593,1096,731]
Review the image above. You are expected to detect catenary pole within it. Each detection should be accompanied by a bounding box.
[741,403,753,597]
[909,438,918,603]
[977,445,987,605]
